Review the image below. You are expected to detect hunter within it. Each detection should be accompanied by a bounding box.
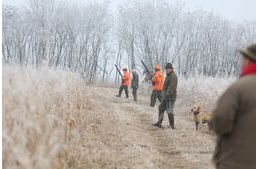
[116,66,130,98]
[211,44,256,169]
[150,64,164,107]
[153,63,178,129]
[131,69,139,102]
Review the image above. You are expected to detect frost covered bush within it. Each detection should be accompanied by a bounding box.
[138,75,235,114]
[176,76,235,115]
[2,65,91,169]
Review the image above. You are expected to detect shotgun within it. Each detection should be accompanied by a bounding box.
[141,60,152,80]
[114,64,122,78]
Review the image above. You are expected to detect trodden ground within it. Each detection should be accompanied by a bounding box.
[69,86,216,169]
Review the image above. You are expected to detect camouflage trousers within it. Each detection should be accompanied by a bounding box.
[132,88,138,102]
[150,90,162,107]
[118,86,129,97]
[156,99,175,127]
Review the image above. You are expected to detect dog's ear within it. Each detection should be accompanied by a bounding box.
[193,105,197,111]
[197,106,201,112]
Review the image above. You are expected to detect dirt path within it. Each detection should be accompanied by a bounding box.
[85,87,216,169]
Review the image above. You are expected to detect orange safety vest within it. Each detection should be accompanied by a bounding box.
[122,71,130,86]
[151,70,164,91]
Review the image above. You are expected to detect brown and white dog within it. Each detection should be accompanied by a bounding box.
[191,105,212,130]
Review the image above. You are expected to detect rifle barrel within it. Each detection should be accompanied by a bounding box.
[141,60,152,79]
[114,64,123,77]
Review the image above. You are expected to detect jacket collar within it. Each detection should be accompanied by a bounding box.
[166,71,173,76]
[240,63,256,78]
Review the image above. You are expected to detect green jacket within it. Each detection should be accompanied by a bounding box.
[131,72,139,89]
[211,75,256,169]
[162,72,178,101]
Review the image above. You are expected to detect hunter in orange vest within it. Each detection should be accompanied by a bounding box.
[116,66,130,98]
[150,64,164,107]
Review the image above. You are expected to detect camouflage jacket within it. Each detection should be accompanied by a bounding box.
[131,72,139,89]
[162,72,178,101]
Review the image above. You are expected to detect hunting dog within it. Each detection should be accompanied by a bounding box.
[191,105,212,130]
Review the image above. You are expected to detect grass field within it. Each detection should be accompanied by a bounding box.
[3,66,234,169]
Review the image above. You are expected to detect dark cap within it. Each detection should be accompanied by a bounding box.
[240,44,256,62]
[165,63,174,69]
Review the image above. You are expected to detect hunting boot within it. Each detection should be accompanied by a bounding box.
[152,122,161,128]
[125,87,129,98]
[133,89,137,102]
[116,86,123,97]
[134,94,137,102]
[168,114,175,129]
[152,111,164,128]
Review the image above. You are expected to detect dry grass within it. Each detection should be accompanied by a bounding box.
[3,66,93,169]
[3,66,234,169]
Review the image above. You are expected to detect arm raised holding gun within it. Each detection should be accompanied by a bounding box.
[150,64,164,107]
[116,65,130,98]
[141,61,164,107]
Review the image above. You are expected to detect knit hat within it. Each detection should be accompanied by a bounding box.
[122,65,128,71]
[155,64,161,70]
[240,44,256,62]
[165,63,174,69]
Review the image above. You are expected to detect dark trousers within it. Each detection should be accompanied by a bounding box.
[150,90,162,107]
[157,99,175,127]
[118,86,129,97]
[132,88,138,102]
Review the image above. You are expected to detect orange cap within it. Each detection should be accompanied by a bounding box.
[155,64,161,70]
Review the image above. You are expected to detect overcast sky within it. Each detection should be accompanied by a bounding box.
[2,0,256,22]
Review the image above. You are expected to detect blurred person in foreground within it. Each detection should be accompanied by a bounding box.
[116,66,130,98]
[153,63,178,129]
[211,44,256,169]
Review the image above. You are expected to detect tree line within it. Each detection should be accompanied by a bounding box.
[2,0,256,83]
